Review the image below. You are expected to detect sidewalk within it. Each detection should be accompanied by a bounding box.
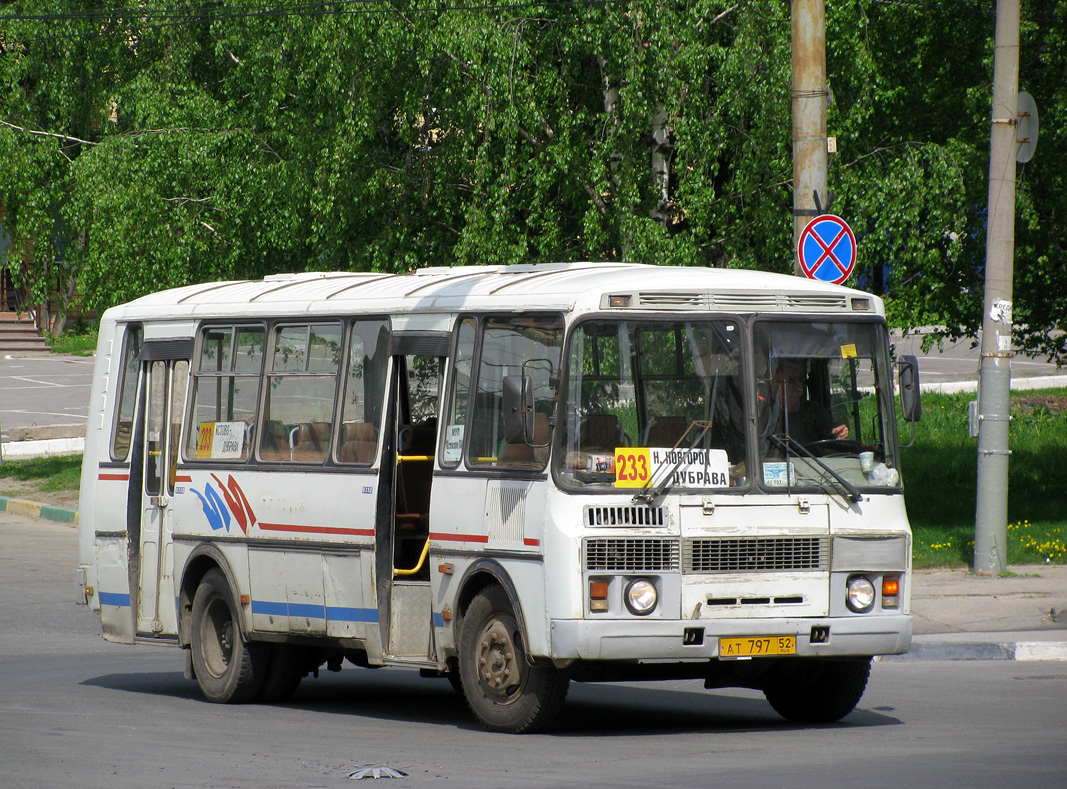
[4,497,1064,662]
[897,564,1067,662]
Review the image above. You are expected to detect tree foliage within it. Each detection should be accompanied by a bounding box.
[0,0,1063,362]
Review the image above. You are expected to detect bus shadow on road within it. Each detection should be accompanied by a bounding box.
[82,665,902,734]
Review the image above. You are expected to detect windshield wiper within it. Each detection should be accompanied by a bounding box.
[631,421,713,505]
[769,434,863,504]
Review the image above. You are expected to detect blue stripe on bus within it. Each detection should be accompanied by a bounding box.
[99,591,131,607]
[251,600,379,624]
[287,602,326,619]
[325,605,380,623]
[251,600,288,616]
[432,612,445,628]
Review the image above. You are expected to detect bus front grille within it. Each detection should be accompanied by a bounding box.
[585,505,667,527]
[683,536,828,573]
[584,538,679,572]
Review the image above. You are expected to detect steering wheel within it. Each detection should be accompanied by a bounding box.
[805,439,862,458]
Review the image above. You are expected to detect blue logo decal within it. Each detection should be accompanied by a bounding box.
[191,484,231,532]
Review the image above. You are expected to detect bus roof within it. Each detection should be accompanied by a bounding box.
[104,262,884,321]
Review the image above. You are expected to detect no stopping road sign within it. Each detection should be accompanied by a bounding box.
[797,214,857,285]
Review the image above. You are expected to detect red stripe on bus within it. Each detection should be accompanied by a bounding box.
[175,475,192,483]
[98,473,130,481]
[257,522,375,537]
[429,532,489,543]
[524,538,540,547]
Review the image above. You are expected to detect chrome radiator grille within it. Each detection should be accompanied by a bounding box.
[584,538,679,572]
[684,536,828,573]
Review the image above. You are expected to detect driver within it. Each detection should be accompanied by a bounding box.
[766,359,849,446]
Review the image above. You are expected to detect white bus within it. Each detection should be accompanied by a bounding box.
[77,262,921,733]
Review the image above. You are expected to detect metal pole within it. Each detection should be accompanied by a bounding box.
[791,0,827,276]
[974,0,1020,575]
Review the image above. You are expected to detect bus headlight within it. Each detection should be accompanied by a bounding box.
[845,575,876,613]
[624,579,658,616]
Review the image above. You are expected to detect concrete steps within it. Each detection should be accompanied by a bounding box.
[0,312,49,354]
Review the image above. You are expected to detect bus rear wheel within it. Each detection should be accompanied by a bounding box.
[190,568,267,703]
[762,657,871,723]
[458,586,569,733]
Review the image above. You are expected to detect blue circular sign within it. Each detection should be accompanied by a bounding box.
[797,214,857,284]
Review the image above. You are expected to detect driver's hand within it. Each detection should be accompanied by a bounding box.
[832,424,849,439]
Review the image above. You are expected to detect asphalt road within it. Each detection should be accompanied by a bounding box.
[0,354,95,437]
[2,514,1065,788]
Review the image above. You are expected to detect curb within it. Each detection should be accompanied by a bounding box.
[0,496,78,524]
[0,436,85,460]
[881,639,1067,662]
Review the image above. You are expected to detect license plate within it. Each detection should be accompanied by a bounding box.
[718,635,796,657]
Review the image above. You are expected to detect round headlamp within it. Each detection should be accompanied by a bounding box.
[846,575,876,613]
[624,578,658,616]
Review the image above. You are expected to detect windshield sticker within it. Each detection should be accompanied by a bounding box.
[840,343,858,358]
[442,424,464,464]
[762,461,796,487]
[615,447,730,489]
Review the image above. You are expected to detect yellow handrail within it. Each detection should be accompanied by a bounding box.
[397,454,434,462]
[394,538,430,577]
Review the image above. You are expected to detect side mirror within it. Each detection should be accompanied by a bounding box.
[502,374,534,444]
[899,355,922,423]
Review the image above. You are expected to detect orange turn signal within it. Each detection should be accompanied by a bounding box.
[590,581,609,599]
[882,577,900,596]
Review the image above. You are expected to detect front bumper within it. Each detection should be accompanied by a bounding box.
[550,614,913,661]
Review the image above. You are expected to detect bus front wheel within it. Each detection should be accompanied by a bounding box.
[762,657,871,723]
[190,568,267,703]
[458,586,569,733]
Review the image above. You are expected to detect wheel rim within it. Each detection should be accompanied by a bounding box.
[201,596,235,679]
[476,618,524,703]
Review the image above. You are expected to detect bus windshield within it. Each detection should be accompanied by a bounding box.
[754,319,901,493]
[558,319,746,490]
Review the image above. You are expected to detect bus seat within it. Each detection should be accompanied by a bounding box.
[498,413,551,467]
[291,421,331,462]
[644,416,689,447]
[580,413,623,452]
[260,420,289,460]
[338,421,377,464]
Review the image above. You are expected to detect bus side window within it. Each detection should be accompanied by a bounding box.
[110,324,143,461]
[440,318,476,469]
[184,325,264,462]
[260,322,342,464]
[336,319,389,465]
[467,315,563,469]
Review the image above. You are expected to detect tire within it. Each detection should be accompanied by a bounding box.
[458,586,569,733]
[762,657,871,723]
[258,644,307,703]
[189,568,268,704]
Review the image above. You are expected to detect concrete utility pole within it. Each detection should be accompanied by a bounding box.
[791,0,827,276]
[974,0,1020,575]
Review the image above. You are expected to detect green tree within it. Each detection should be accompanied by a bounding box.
[0,0,1063,364]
